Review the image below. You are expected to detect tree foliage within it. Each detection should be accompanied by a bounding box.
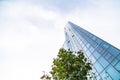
[50,48,92,80]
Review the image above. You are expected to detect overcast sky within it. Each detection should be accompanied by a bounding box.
[0,0,120,80]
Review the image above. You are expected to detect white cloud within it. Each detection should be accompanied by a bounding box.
[0,1,65,80]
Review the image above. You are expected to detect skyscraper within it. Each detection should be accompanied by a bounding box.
[63,22,120,80]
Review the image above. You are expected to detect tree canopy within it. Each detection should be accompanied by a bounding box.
[50,48,93,80]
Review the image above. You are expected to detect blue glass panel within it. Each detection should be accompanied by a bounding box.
[104,52,112,60]
[111,58,119,66]
[87,38,92,44]
[86,50,91,57]
[94,62,104,73]
[84,35,90,42]
[81,38,84,42]
[102,51,108,57]
[101,42,110,49]
[97,47,105,54]
[107,66,120,80]
[117,54,120,60]
[96,75,102,80]
[92,67,98,74]
[88,32,93,37]
[85,33,89,36]
[115,61,120,71]
[93,51,101,59]
[86,43,90,48]
[89,55,96,63]
[79,40,82,44]
[108,55,115,62]
[101,71,112,80]
[83,46,87,51]
[92,42,98,48]
[108,46,120,56]
[89,46,94,53]
[96,38,102,45]
[98,57,109,68]
[81,42,85,48]
[89,33,93,37]
[92,36,97,41]
[83,39,87,45]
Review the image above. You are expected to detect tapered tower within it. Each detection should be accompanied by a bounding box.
[63,21,120,80]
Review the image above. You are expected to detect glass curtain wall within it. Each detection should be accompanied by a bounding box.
[63,22,120,80]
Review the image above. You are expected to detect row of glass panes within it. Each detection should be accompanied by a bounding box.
[66,28,83,51]
[94,47,120,73]
[67,25,120,78]
[70,25,120,72]
[68,28,92,57]
[77,26,120,61]
[106,65,120,79]
[84,48,106,80]
[93,59,118,80]
[78,34,120,79]
[72,27,99,50]
[68,26,109,79]
[66,31,74,51]
[66,27,81,51]
[93,52,120,79]
[69,23,114,55]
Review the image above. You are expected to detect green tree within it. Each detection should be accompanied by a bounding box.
[50,48,93,80]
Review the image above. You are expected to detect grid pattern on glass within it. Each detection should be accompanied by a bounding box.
[63,22,120,80]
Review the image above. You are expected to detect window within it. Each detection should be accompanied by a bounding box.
[103,51,108,57]
[92,42,98,48]
[87,38,93,45]
[108,46,120,57]
[86,43,90,48]
[97,47,105,54]
[107,66,120,80]
[101,42,110,49]
[83,39,87,45]
[93,51,101,59]
[84,35,90,42]
[94,62,104,73]
[117,54,120,60]
[98,57,109,68]
[108,55,115,62]
[92,36,97,41]
[96,38,102,45]
[101,71,112,80]
[89,55,96,63]
[115,61,120,71]
[88,33,93,37]
[86,32,89,36]
[104,52,112,61]
[86,50,92,57]
[81,42,85,48]
[89,46,95,53]
[111,58,119,66]
[83,46,87,51]
[96,75,102,80]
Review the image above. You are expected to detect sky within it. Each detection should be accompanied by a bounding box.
[0,0,120,80]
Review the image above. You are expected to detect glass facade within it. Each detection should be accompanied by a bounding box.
[63,22,120,80]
